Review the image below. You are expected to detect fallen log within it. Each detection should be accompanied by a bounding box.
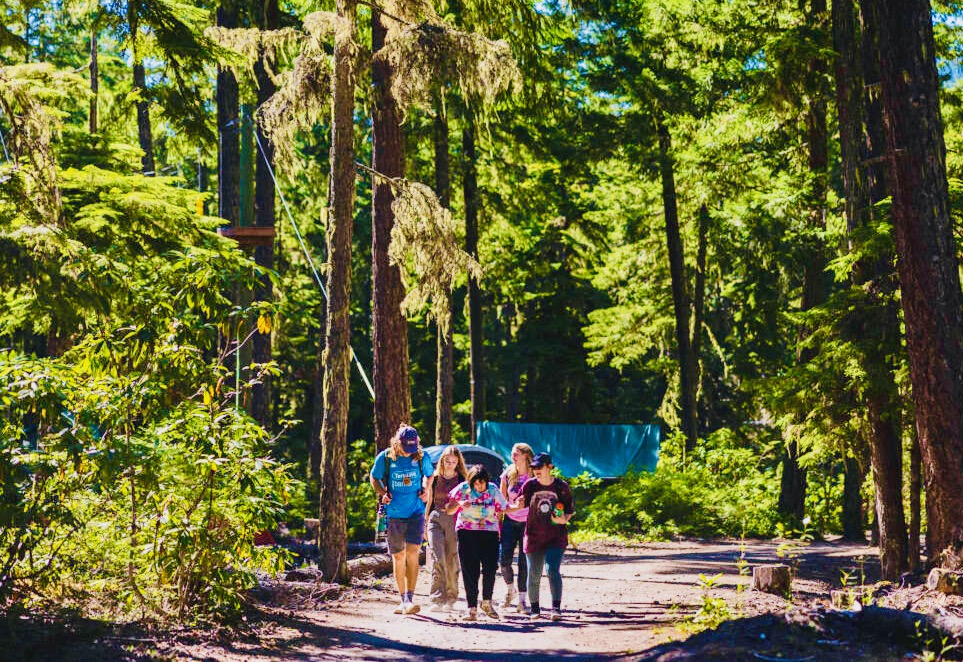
[347,553,393,577]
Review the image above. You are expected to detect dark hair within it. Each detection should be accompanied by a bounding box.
[467,464,490,486]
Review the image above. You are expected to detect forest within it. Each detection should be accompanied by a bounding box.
[3,0,963,629]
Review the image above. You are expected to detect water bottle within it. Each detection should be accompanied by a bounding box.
[375,503,387,540]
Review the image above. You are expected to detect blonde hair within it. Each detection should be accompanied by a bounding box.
[386,423,423,462]
[433,446,468,481]
[505,442,534,487]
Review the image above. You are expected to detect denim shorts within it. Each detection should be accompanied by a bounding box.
[386,514,425,554]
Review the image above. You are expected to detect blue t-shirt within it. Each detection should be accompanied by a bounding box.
[371,450,435,520]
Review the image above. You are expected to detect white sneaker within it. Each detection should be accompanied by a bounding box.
[550,609,561,622]
[426,603,443,613]
[529,610,542,621]
[404,601,421,615]
[480,599,500,620]
[502,585,517,608]
[442,602,454,612]
[394,601,406,614]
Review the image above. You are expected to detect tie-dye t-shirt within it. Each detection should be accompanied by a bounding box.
[448,481,508,532]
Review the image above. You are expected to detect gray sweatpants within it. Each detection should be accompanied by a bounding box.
[426,510,459,605]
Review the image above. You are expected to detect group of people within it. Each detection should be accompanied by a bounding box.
[370,424,575,622]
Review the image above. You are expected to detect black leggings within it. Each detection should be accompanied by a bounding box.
[457,529,499,608]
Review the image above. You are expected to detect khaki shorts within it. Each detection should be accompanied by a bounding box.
[387,514,425,554]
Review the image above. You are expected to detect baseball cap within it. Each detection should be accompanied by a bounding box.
[399,426,420,453]
[530,452,552,468]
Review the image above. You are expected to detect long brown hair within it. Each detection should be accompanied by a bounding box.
[426,446,468,512]
[505,442,534,488]
[386,423,423,462]
[432,446,468,481]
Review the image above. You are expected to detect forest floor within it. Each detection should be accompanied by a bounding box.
[5,537,963,661]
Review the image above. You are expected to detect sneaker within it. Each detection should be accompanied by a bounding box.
[426,603,443,613]
[404,601,421,615]
[550,609,562,622]
[441,602,454,612]
[394,601,407,614]
[462,607,478,622]
[502,585,517,608]
[480,599,500,620]
[529,610,542,621]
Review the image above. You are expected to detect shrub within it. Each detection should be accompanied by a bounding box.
[580,428,782,540]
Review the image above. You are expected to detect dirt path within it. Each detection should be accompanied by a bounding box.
[171,538,882,661]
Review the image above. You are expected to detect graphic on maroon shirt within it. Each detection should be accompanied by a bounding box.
[522,478,572,553]
[529,489,559,527]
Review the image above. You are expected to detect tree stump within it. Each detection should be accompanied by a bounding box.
[927,568,963,595]
[752,564,791,595]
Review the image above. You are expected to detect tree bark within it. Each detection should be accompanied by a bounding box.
[841,453,865,542]
[309,301,325,486]
[89,28,97,133]
[656,119,698,454]
[128,0,154,178]
[317,0,357,584]
[834,0,908,578]
[132,62,154,175]
[216,1,240,224]
[693,204,708,407]
[869,0,963,568]
[463,114,484,442]
[778,441,807,526]
[909,431,922,572]
[371,13,411,451]
[434,95,453,446]
[250,0,278,430]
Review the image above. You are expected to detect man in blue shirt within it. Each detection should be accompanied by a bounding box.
[370,424,435,615]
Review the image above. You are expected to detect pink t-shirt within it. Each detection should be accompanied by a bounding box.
[501,470,531,522]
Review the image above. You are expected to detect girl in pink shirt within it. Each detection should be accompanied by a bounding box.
[499,442,534,613]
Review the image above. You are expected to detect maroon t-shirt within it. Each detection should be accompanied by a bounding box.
[430,474,462,513]
[521,477,574,554]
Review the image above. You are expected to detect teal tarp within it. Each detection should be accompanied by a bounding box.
[475,421,660,479]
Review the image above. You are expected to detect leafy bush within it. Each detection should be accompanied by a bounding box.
[580,429,781,540]
[0,343,297,621]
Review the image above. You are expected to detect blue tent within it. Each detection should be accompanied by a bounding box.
[475,421,660,479]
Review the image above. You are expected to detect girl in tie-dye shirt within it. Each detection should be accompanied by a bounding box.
[445,465,507,621]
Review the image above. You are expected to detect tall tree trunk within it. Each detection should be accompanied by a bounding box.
[835,0,908,579]
[869,0,963,568]
[309,303,325,485]
[779,441,807,525]
[463,113,484,442]
[433,94,453,446]
[842,452,866,541]
[909,431,922,571]
[216,1,239,224]
[371,13,411,451]
[693,204,708,407]
[656,118,698,454]
[89,28,97,133]
[779,0,829,524]
[250,0,278,430]
[317,0,357,584]
[128,1,154,177]
[132,61,154,174]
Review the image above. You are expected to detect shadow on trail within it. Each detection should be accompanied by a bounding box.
[219,607,645,661]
